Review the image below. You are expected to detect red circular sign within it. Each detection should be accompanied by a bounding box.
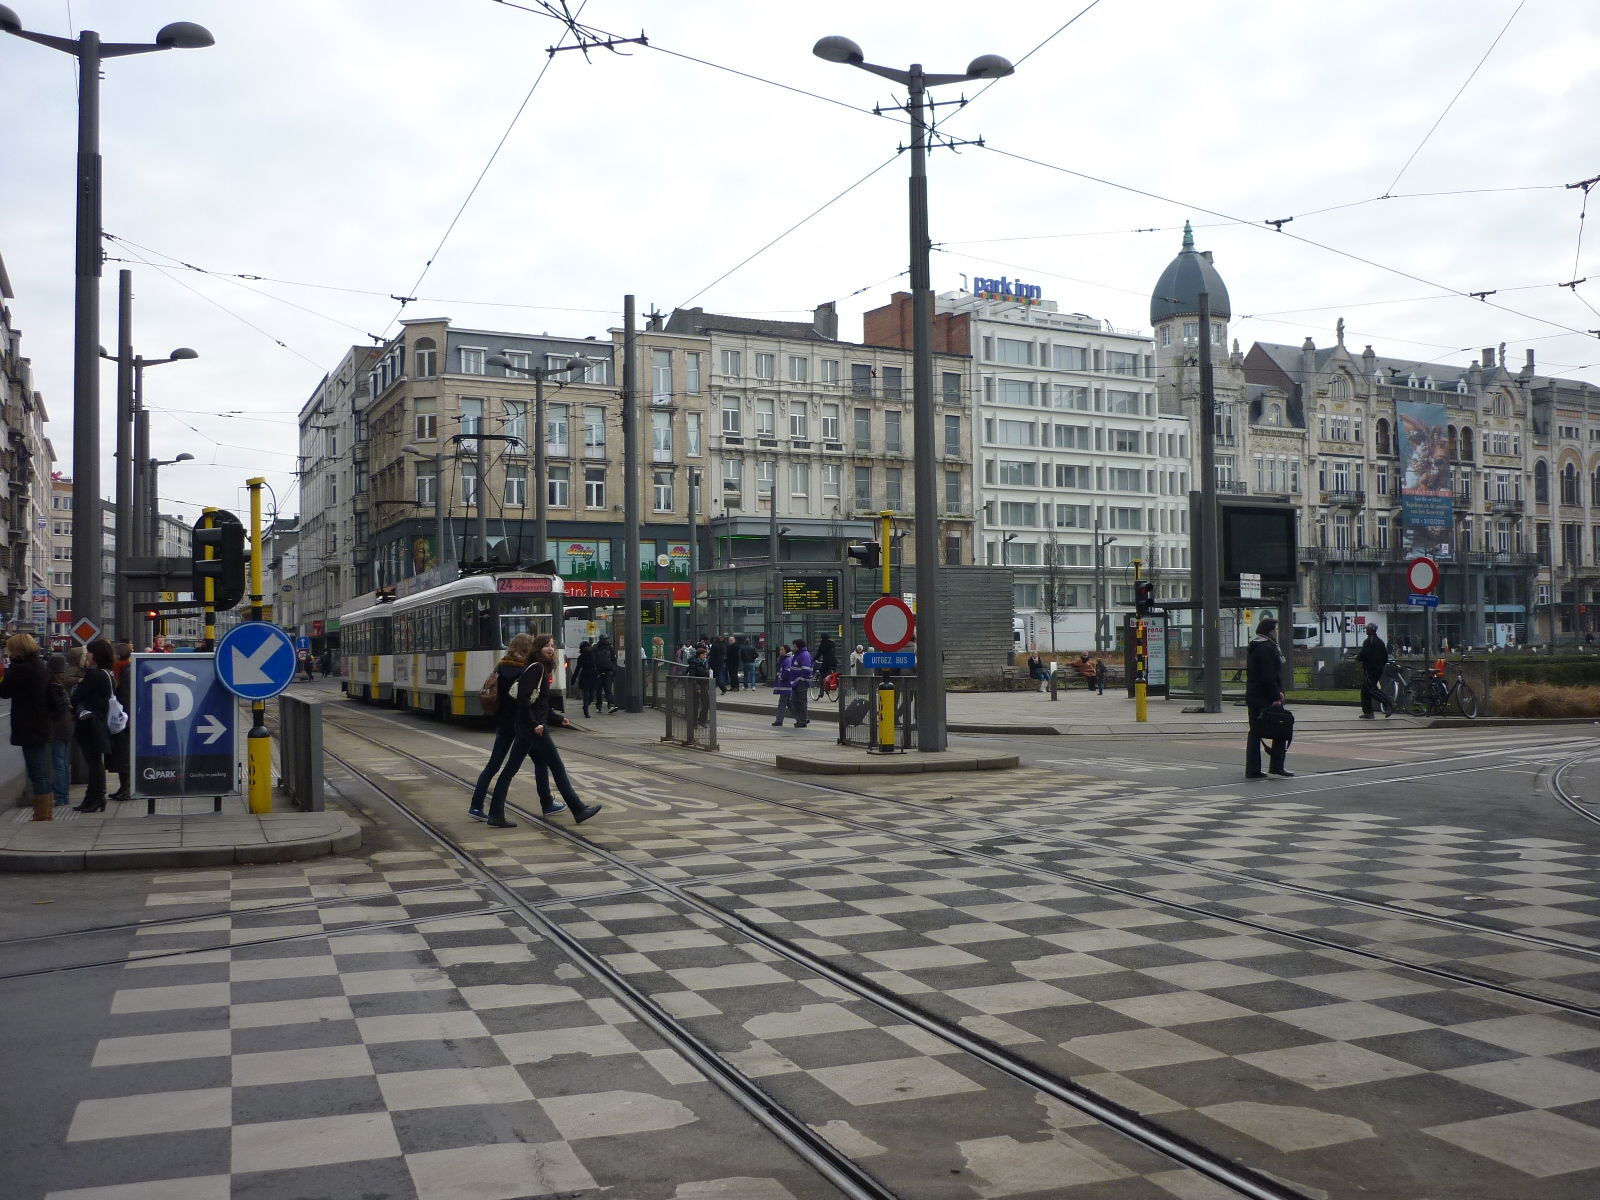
[1406,556,1439,595]
[864,596,915,652]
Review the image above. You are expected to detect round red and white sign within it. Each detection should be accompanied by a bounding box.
[863,595,915,652]
[1406,556,1439,595]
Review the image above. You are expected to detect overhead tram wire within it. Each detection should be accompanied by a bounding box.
[1383,0,1527,197]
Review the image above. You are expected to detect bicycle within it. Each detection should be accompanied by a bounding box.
[812,669,840,702]
[1381,660,1478,718]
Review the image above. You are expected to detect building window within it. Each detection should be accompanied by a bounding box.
[1052,344,1088,370]
[721,396,742,435]
[789,403,808,440]
[651,349,672,403]
[755,352,775,380]
[1535,460,1549,503]
[686,412,702,456]
[652,410,673,462]
[414,399,437,441]
[944,470,961,511]
[885,411,903,454]
[504,401,527,449]
[820,359,840,384]
[1107,350,1140,375]
[944,533,962,565]
[461,464,478,508]
[547,404,569,456]
[851,363,873,397]
[854,465,872,509]
[994,337,1032,365]
[416,470,435,508]
[720,349,742,377]
[944,414,961,456]
[758,460,774,497]
[548,466,569,507]
[685,353,701,394]
[756,397,775,437]
[942,371,962,401]
[998,379,1036,406]
[505,466,527,507]
[853,408,872,451]
[822,403,841,443]
[1052,384,1089,410]
[790,462,809,496]
[822,463,841,500]
[414,337,437,377]
[459,397,483,437]
[788,356,808,382]
[584,467,605,508]
[882,365,904,399]
[458,347,486,374]
[721,457,741,499]
[653,470,673,512]
[584,406,605,457]
[885,467,904,510]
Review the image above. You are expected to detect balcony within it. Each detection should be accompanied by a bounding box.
[939,502,973,519]
[652,448,673,464]
[1217,481,1248,495]
[1489,499,1521,514]
[1453,493,1473,509]
[1321,490,1366,507]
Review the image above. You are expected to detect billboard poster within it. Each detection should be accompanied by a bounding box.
[558,539,612,580]
[667,543,691,581]
[1397,400,1453,557]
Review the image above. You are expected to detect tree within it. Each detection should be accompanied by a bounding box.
[1041,535,1067,653]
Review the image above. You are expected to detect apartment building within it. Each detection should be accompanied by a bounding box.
[0,251,52,634]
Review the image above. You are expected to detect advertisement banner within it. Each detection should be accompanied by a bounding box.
[558,540,612,580]
[1397,400,1453,557]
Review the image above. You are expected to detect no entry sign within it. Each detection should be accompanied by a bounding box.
[1406,556,1439,596]
[864,595,915,652]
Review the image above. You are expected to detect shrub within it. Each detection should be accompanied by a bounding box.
[1489,681,1600,718]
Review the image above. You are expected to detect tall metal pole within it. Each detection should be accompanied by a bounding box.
[72,33,104,627]
[534,371,548,565]
[474,435,488,567]
[1197,291,1223,714]
[688,469,700,636]
[434,450,447,574]
[113,270,133,640]
[622,295,643,711]
[134,370,150,558]
[1094,516,1105,653]
[908,66,946,751]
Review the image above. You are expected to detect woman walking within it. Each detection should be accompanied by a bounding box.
[0,634,63,821]
[484,634,601,829]
[1245,616,1293,779]
[70,640,117,812]
[468,635,542,821]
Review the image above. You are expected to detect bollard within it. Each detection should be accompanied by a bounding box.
[1135,619,1148,722]
[876,679,896,752]
[1048,670,1058,701]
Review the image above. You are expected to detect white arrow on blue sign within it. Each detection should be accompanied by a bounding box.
[216,621,299,700]
[130,653,239,799]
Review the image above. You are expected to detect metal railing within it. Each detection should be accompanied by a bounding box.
[663,675,718,750]
[836,672,917,749]
[276,694,325,812]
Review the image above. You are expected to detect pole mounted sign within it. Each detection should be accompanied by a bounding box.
[129,653,237,804]
[864,595,915,652]
[216,621,298,701]
[1406,556,1439,595]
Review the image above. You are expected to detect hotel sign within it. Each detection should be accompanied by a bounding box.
[973,275,1043,304]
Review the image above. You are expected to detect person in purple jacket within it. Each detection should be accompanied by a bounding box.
[787,637,814,728]
[770,643,794,726]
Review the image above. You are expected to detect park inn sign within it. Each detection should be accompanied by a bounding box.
[972,275,1043,303]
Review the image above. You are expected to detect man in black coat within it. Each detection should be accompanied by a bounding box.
[1357,624,1390,718]
[707,636,727,694]
[1245,616,1292,779]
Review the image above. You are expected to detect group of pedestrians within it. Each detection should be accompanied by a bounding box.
[3,636,132,820]
[689,636,758,693]
[468,633,601,829]
[567,635,619,718]
[771,637,814,727]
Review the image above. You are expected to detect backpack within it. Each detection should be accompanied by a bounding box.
[478,666,502,717]
[104,670,129,736]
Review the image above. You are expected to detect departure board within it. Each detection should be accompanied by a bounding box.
[641,597,667,625]
[781,574,840,612]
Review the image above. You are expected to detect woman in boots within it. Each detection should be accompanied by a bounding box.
[1,634,59,821]
[70,640,116,812]
[484,634,600,829]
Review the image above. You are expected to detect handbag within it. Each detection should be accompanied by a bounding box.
[477,667,501,717]
[103,670,129,736]
[1256,704,1294,741]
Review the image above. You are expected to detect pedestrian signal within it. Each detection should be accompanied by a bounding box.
[191,510,247,610]
[846,540,882,570]
[1134,580,1154,614]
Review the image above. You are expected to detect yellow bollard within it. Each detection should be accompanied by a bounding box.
[1135,619,1149,723]
[247,721,273,814]
[877,681,896,752]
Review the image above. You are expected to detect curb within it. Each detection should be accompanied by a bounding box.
[774,752,1021,775]
[0,816,363,874]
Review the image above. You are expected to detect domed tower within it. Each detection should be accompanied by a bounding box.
[1151,221,1231,373]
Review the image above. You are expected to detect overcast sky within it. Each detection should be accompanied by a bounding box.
[4,0,1598,527]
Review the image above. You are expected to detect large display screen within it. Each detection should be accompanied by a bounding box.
[781,574,841,612]
[1220,503,1298,587]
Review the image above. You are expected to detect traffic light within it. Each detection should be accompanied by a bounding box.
[1135,580,1154,614]
[846,540,882,570]
[145,609,160,622]
[192,511,247,610]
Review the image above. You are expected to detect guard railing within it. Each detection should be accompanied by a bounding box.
[663,675,718,750]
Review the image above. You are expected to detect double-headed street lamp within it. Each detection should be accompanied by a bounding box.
[1,5,212,630]
[486,354,594,567]
[814,35,1013,752]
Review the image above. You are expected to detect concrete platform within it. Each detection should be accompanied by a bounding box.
[0,808,362,872]
[774,746,1021,774]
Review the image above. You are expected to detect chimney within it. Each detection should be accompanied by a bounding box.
[1524,348,1536,376]
[1201,250,1214,263]
[812,301,838,341]
[1300,337,1316,391]
[1482,346,1495,370]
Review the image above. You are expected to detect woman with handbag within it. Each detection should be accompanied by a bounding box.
[70,640,118,812]
[0,634,61,821]
[483,634,601,829]
[1245,617,1293,779]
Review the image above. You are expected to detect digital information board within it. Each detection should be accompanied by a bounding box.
[781,574,840,612]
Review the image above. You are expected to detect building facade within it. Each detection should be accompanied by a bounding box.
[1,252,53,635]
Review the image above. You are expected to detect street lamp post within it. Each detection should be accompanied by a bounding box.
[486,354,594,567]
[1,6,212,630]
[814,35,1014,752]
[144,449,192,645]
[1093,524,1118,652]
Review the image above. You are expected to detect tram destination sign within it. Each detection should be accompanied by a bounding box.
[781,574,840,613]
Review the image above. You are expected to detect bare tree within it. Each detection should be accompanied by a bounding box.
[1042,535,1067,654]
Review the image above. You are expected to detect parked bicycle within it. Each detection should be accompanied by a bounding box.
[812,668,840,702]
[1379,659,1478,718]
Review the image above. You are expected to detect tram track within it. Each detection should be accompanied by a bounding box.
[322,715,1319,1200]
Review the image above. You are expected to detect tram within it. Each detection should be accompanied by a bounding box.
[340,570,565,718]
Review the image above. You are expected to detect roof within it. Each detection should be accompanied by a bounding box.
[665,307,834,342]
[1150,223,1231,323]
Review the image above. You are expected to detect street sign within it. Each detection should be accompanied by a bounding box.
[216,621,298,700]
[71,617,100,645]
[1406,556,1439,595]
[1407,594,1440,608]
[1239,572,1262,600]
[864,595,915,652]
[297,635,311,651]
[129,653,238,798]
[863,650,916,670]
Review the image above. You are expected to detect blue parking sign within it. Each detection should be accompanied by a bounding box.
[130,654,239,798]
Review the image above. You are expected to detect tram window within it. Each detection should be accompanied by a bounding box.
[498,599,553,646]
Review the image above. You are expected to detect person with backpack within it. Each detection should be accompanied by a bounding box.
[0,634,65,821]
[593,635,618,713]
[483,634,601,828]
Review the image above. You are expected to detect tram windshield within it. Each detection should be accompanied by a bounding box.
[499,599,554,647]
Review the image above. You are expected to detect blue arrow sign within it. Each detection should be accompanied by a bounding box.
[130,653,238,798]
[863,650,916,670]
[216,621,299,700]
[1407,593,1440,607]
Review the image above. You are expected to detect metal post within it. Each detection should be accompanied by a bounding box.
[534,369,547,564]
[1196,292,1223,714]
[474,433,487,567]
[622,295,643,712]
[1094,516,1105,653]
[688,468,700,635]
[113,270,133,641]
[134,395,154,646]
[72,32,104,630]
[434,450,447,575]
[246,478,270,814]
